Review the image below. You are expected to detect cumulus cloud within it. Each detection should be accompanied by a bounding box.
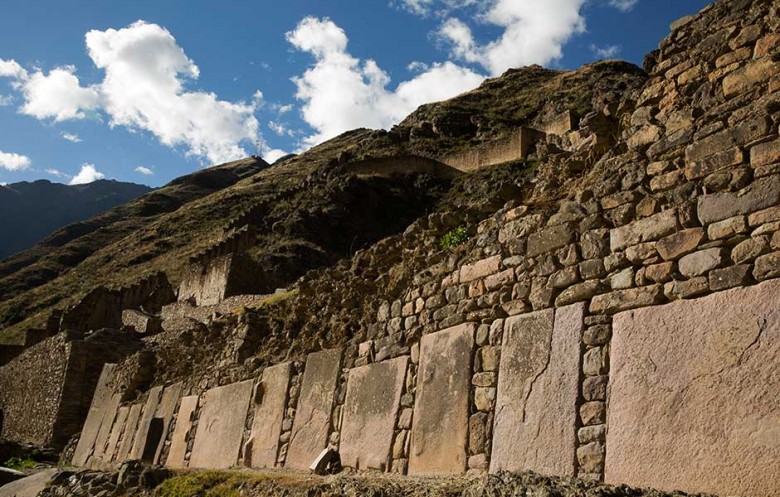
[397,0,477,16]
[264,149,289,163]
[20,66,100,121]
[287,17,484,147]
[590,44,621,58]
[608,0,638,12]
[0,94,13,106]
[135,166,153,175]
[61,132,82,143]
[0,150,31,171]
[69,163,105,184]
[0,21,267,165]
[438,0,586,75]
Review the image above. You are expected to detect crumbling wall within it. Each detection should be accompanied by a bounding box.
[178,254,264,306]
[345,155,462,179]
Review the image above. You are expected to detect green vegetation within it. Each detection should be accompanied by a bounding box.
[440,227,469,250]
[2,457,37,470]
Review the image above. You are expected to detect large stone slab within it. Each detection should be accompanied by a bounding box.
[72,364,117,467]
[0,469,58,497]
[490,304,583,476]
[153,383,183,464]
[340,356,408,471]
[115,403,142,463]
[409,324,474,476]
[104,406,129,463]
[90,393,121,466]
[129,386,163,460]
[285,348,342,470]
[166,395,198,468]
[189,380,253,469]
[248,362,292,468]
[606,280,780,497]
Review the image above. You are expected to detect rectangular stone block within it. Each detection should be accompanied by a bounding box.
[90,393,121,465]
[189,380,254,469]
[527,223,575,257]
[285,348,342,470]
[129,385,163,460]
[606,281,780,497]
[153,383,183,464]
[248,362,292,468]
[490,304,583,476]
[409,324,474,476]
[104,406,129,463]
[610,210,678,251]
[340,356,408,471]
[698,175,780,224]
[460,256,501,283]
[115,403,142,463]
[166,395,198,469]
[72,363,117,467]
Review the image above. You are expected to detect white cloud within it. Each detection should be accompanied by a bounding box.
[19,66,100,121]
[0,150,31,171]
[608,0,638,12]
[264,149,289,163]
[590,44,621,58]
[61,132,82,143]
[0,59,27,80]
[45,168,69,179]
[268,121,293,137]
[438,0,587,75]
[1,22,268,165]
[397,0,477,16]
[407,61,430,72]
[287,17,484,147]
[135,166,153,175]
[69,163,105,184]
[0,94,13,106]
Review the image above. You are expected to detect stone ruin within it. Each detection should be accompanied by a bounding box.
[1,1,779,496]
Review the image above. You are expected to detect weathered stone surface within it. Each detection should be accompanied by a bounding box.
[129,385,163,460]
[0,469,57,497]
[166,395,198,469]
[607,281,780,497]
[707,216,746,240]
[610,210,677,251]
[554,280,601,306]
[248,362,292,469]
[152,383,183,464]
[340,356,407,471]
[684,147,744,180]
[753,251,780,281]
[490,304,583,476]
[459,256,501,283]
[751,140,780,168]
[72,363,117,467]
[189,380,254,469]
[91,393,121,465]
[732,236,769,263]
[590,285,663,314]
[697,175,780,224]
[709,264,751,291]
[104,406,129,463]
[527,223,575,257]
[686,117,771,163]
[723,57,777,97]
[409,324,474,476]
[115,403,142,463]
[678,248,725,277]
[286,348,342,470]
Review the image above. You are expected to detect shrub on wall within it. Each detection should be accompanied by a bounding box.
[440,227,469,250]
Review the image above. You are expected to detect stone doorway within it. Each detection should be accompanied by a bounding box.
[141,417,164,463]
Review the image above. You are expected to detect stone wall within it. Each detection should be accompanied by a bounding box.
[0,330,142,449]
[67,1,780,496]
[442,127,546,171]
[177,253,265,306]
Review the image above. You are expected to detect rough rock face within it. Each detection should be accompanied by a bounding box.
[607,280,780,497]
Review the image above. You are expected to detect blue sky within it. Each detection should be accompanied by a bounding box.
[0,0,711,187]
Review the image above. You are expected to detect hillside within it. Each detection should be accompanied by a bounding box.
[0,179,153,260]
[0,60,646,343]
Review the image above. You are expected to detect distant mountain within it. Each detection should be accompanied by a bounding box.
[0,179,153,260]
